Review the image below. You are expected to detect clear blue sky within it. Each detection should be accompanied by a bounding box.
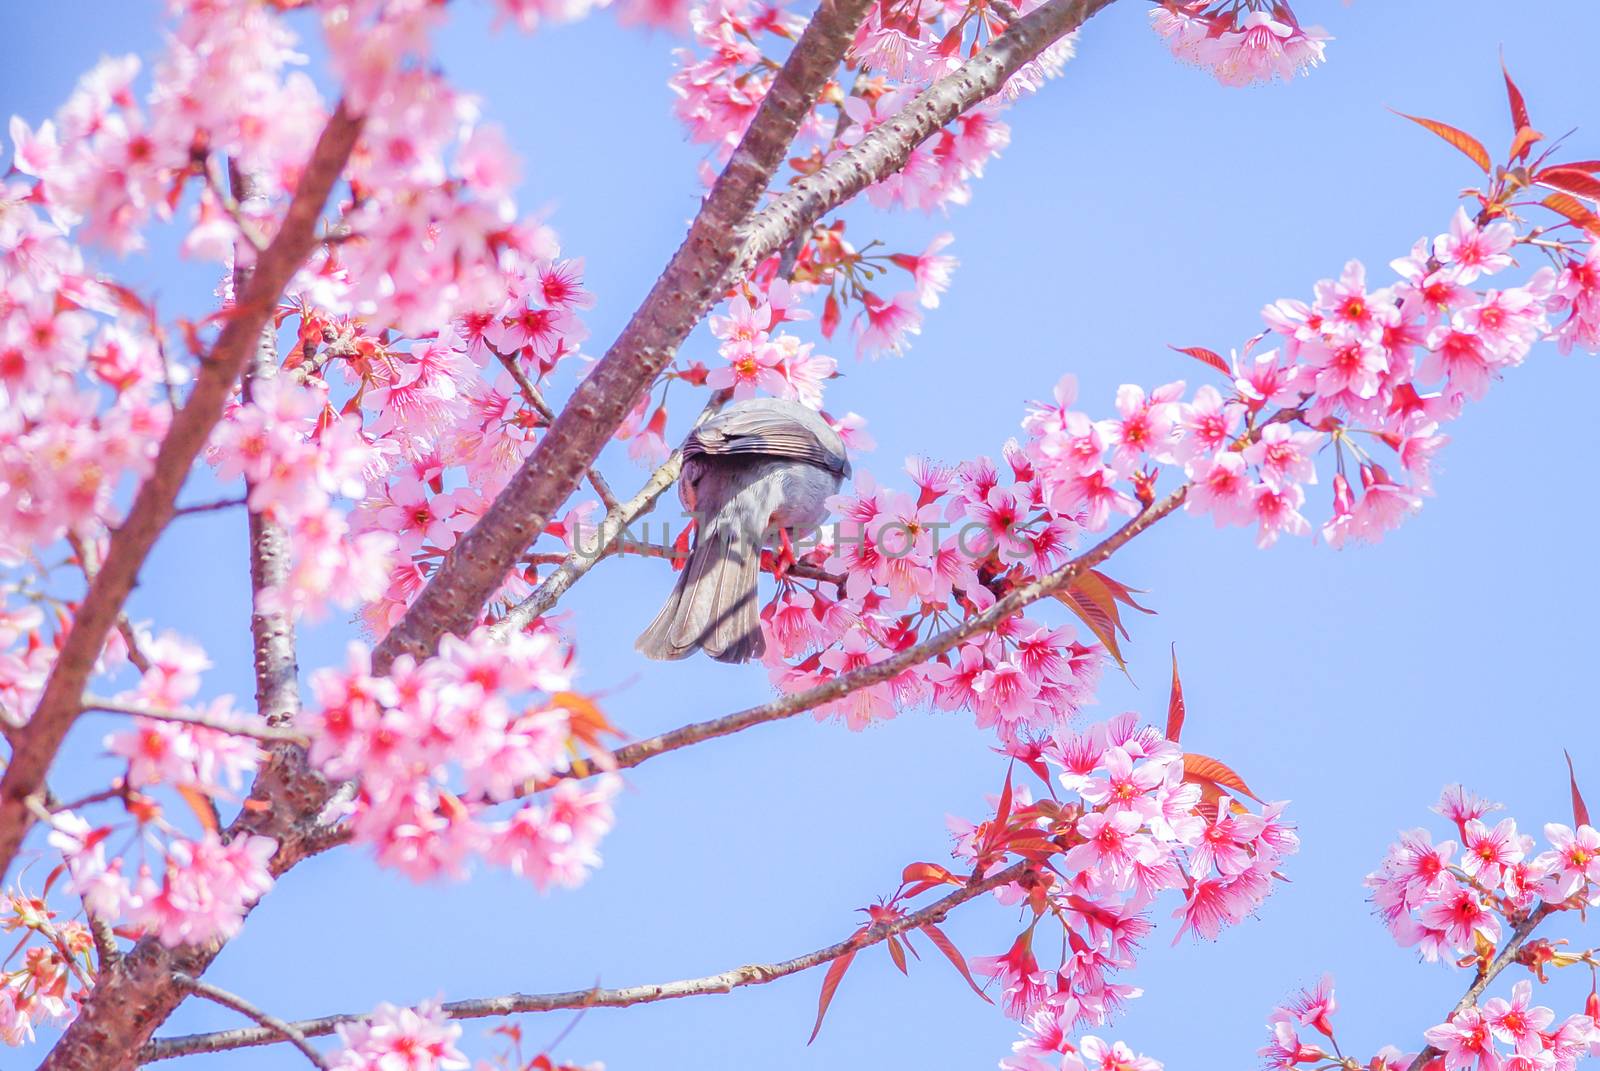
[7,2,1599,1067]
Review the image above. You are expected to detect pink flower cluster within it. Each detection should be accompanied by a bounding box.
[703,288,837,404]
[331,998,468,1071]
[103,632,261,795]
[208,377,397,621]
[1149,1,1330,87]
[1258,788,1600,1071]
[1368,786,1600,964]
[48,814,276,950]
[960,714,1297,1069]
[303,629,618,889]
[672,0,1064,209]
[753,455,1098,736]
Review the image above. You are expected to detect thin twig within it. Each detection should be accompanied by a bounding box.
[65,530,152,675]
[80,696,305,745]
[488,394,730,639]
[142,860,1031,1062]
[172,973,330,1069]
[172,496,249,517]
[493,348,620,512]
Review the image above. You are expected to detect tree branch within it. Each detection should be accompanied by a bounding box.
[488,395,730,639]
[370,0,877,673]
[34,105,366,1071]
[79,696,305,745]
[737,0,1118,285]
[1403,905,1556,1071]
[141,860,1031,1062]
[171,972,330,1070]
[0,103,364,883]
[593,483,1188,778]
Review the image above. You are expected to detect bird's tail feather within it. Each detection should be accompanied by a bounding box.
[635,483,772,664]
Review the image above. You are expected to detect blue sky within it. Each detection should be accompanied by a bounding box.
[7,1,1600,1067]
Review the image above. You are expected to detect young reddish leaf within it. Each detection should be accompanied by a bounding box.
[1552,160,1600,174]
[1502,58,1531,134]
[994,767,1015,831]
[42,863,66,898]
[1509,127,1544,165]
[920,923,992,1002]
[1391,110,1492,173]
[1565,749,1590,828]
[1182,752,1261,802]
[887,935,909,975]
[1167,344,1230,377]
[1056,587,1126,671]
[1537,167,1600,201]
[1092,570,1156,615]
[177,785,220,834]
[1166,646,1187,744]
[808,946,860,1043]
[1542,194,1600,235]
[900,861,962,897]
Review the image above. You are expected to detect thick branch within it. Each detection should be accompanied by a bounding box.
[0,104,363,883]
[1403,906,1555,1071]
[172,973,329,1070]
[738,0,1118,281]
[142,860,1030,1062]
[371,0,876,672]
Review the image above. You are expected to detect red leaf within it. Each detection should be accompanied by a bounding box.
[1092,570,1156,615]
[808,946,859,1043]
[42,863,66,898]
[1166,646,1186,744]
[1566,749,1590,829]
[920,923,992,1002]
[1182,752,1261,802]
[1537,167,1600,201]
[1391,110,1492,173]
[1541,194,1600,235]
[1502,58,1531,135]
[1509,127,1544,165]
[887,935,909,975]
[900,861,962,897]
[994,767,1015,831]
[1167,344,1230,377]
[177,785,220,834]
[1552,160,1600,174]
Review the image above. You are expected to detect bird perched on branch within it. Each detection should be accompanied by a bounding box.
[636,398,850,664]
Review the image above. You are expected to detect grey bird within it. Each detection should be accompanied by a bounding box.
[636,398,850,664]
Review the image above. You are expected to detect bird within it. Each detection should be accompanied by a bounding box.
[636,397,850,664]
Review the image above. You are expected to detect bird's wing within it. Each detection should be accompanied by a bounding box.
[683,408,849,476]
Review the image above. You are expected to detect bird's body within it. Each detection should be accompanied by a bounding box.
[636,398,849,664]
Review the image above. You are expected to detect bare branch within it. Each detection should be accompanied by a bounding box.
[65,530,151,676]
[80,697,305,745]
[172,972,330,1069]
[172,496,249,517]
[0,103,365,882]
[371,0,877,672]
[142,860,1031,1062]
